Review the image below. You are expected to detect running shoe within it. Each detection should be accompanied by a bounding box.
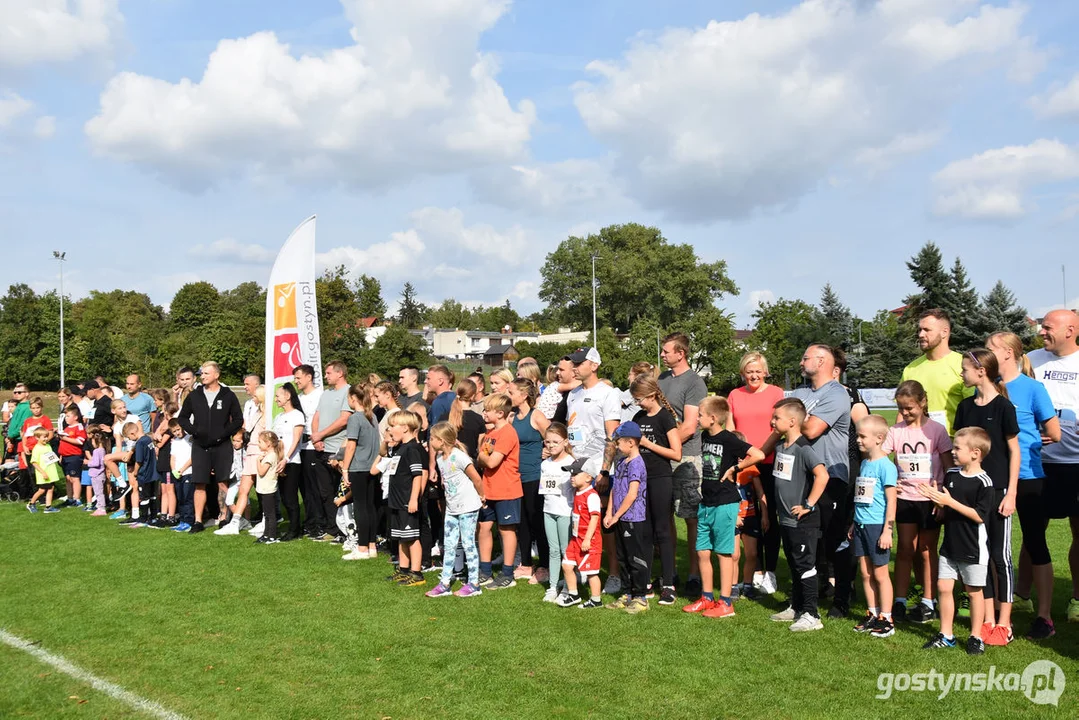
[91,509,107,517]
[908,603,935,624]
[683,576,701,599]
[770,606,797,623]
[513,566,533,581]
[605,595,629,610]
[1068,597,1079,623]
[556,593,581,607]
[425,583,453,598]
[386,569,407,582]
[400,573,426,587]
[645,582,656,600]
[108,510,126,520]
[255,536,280,545]
[760,572,778,595]
[870,617,895,638]
[659,587,677,606]
[729,584,741,600]
[454,583,482,598]
[477,574,494,588]
[789,613,824,632]
[603,576,622,596]
[214,518,242,536]
[188,522,205,534]
[342,548,370,561]
[1027,616,1056,640]
[957,592,970,618]
[682,597,719,614]
[854,612,878,633]
[173,522,192,533]
[624,598,649,615]
[966,636,985,655]
[204,518,219,529]
[826,604,849,619]
[578,598,603,609]
[487,575,516,590]
[118,516,140,526]
[26,503,37,514]
[702,600,736,619]
[542,589,558,603]
[891,601,907,624]
[42,506,60,514]
[923,632,956,649]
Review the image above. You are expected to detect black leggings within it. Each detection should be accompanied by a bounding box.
[1016,478,1050,566]
[258,491,278,539]
[816,478,853,609]
[350,471,377,545]
[758,464,781,573]
[983,488,1014,602]
[518,480,549,569]
[648,473,675,585]
[279,463,302,535]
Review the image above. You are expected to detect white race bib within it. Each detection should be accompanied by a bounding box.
[774,452,794,481]
[854,476,875,505]
[571,512,580,537]
[928,411,947,428]
[383,456,401,476]
[567,426,586,445]
[538,469,566,496]
[41,450,60,465]
[896,453,931,481]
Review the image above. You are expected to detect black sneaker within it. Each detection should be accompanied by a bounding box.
[854,612,878,633]
[658,586,676,606]
[117,516,139,525]
[188,522,205,534]
[684,577,702,599]
[820,580,835,599]
[891,601,907,623]
[909,603,934,623]
[827,604,848,619]
[923,632,956,650]
[255,536,280,545]
[1027,616,1056,640]
[579,598,603,609]
[871,618,895,638]
[966,636,985,655]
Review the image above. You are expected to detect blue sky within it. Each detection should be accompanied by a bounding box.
[2,0,1077,329]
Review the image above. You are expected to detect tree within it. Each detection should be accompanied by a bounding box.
[396,282,428,329]
[682,306,741,391]
[355,274,387,319]
[169,282,220,330]
[947,258,982,351]
[427,299,472,329]
[365,324,431,378]
[750,298,819,387]
[472,300,520,332]
[0,284,50,387]
[903,241,952,320]
[539,223,738,332]
[817,284,854,349]
[514,340,581,371]
[973,280,1034,345]
[847,311,918,387]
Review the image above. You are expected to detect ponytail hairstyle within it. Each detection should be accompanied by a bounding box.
[511,378,538,410]
[629,361,655,382]
[278,381,305,418]
[375,381,403,410]
[987,331,1033,378]
[545,421,573,457]
[965,348,1009,400]
[348,382,375,423]
[894,380,928,417]
[430,421,467,455]
[630,375,677,419]
[259,430,284,460]
[88,428,107,449]
[449,380,477,431]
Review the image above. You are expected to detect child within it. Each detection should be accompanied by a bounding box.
[557,456,604,608]
[540,423,575,603]
[477,393,523,589]
[767,398,830,632]
[27,427,61,512]
[380,410,426,587]
[851,415,898,638]
[105,400,138,519]
[87,430,108,515]
[425,422,484,598]
[883,380,952,624]
[169,420,195,532]
[683,397,765,619]
[255,430,282,544]
[19,397,53,473]
[920,427,995,655]
[602,422,653,614]
[148,401,177,528]
[731,432,767,600]
[57,404,87,508]
[117,423,151,526]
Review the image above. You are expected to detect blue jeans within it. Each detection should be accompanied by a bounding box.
[441,511,480,586]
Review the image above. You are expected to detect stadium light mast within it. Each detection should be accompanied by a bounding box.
[53,251,66,388]
[591,254,600,349]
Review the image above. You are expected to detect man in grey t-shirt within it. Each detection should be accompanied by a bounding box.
[311,361,352,540]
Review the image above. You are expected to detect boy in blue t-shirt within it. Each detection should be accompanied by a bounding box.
[851,415,898,638]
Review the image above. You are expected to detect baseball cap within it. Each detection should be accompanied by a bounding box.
[612,421,642,440]
[562,455,603,477]
[568,346,602,365]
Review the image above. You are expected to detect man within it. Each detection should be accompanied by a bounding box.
[87,380,114,432]
[398,366,426,409]
[426,365,456,425]
[901,309,971,435]
[658,332,709,598]
[310,361,352,541]
[293,364,325,538]
[4,383,30,461]
[177,361,243,534]
[536,357,581,424]
[122,374,156,432]
[173,366,197,406]
[763,344,854,617]
[566,347,622,592]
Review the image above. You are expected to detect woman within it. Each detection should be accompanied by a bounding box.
[516,361,543,393]
[341,383,382,560]
[726,351,785,595]
[216,386,264,536]
[271,382,305,541]
[489,368,514,395]
[508,378,551,583]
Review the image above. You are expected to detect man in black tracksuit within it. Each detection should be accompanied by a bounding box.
[178,361,243,534]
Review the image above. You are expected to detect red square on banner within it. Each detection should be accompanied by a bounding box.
[273,332,303,377]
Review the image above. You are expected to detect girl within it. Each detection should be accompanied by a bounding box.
[448,380,486,458]
[169,419,194,531]
[425,422,484,598]
[255,430,283,544]
[630,375,682,605]
[987,332,1061,642]
[540,423,575,602]
[515,361,543,392]
[509,378,551,584]
[341,383,381,560]
[621,361,655,423]
[882,380,953,623]
[217,387,264,535]
[489,368,514,395]
[87,430,108,516]
[374,381,403,442]
[57,404,87,509]
[271,383,305,541]
[953,348,1021,644]
[150,401,177,527]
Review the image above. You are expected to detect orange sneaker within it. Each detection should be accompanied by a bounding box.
[983,623,1013,646]
[683,598,719,614]
[702,600,736,619]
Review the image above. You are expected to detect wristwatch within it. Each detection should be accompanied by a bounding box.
[803,503,815,513]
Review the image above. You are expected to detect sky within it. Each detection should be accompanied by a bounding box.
[1,0,1077,329]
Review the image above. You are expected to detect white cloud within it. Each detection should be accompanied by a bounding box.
[85,0,535,191]
[33,115,56,139]
[317,228,427,279]
[932,139,1079,220]
[746,289,776,311]
[1032,72,1079,121]
[854,130,945,173]
[408,206,529,266]
[573,0,1042,221]
[0,0,122,70]
[470,158,621,214]
[0,91,32,127]
[190,238,278,265]
[0,90,56,141]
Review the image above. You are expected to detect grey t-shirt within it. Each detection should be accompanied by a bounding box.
[345,412,380,472]
[315,387,350,453]
[658,368,708,457]
[792,379,851,482]
[402,392,427,411]
[774,437,824,528]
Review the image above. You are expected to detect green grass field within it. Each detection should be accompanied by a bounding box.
[1,501,1077,719]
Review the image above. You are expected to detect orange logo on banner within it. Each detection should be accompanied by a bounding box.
[273,332,303,377]
[274,283,297,330]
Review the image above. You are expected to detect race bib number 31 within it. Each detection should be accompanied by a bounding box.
[896,453,931,481]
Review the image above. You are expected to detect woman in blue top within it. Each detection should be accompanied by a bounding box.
[988,332,1061,640]
[508,378,550,584]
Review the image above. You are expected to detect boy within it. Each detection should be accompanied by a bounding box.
[477,394,523,589]
[27,427,62,513]
[919,427,994,655]
[603,422,653,614]
[683,397,764,619]
[119,422,157,527]
[768,398,830,632]
[732,436,767,600]
[57,405,88,509]
[169,419,194,532]
[106,399,140,518]
[557,456,604,608]
[382,410,426,587]
[851,415,898,638]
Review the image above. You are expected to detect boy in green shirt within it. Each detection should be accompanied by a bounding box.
[28,427,62,513]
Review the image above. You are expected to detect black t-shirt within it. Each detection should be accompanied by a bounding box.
[953,395,1019,490]
[93,397,114,429]
[456,410,486,460]
[387,440,425,511]
[701,430,751,507]
[940,468,994,564]
[633,408,677,482]
[553,392,569,425]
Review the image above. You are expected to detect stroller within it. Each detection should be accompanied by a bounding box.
[0,460,33,502]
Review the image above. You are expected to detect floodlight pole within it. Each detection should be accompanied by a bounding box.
[53,251,66,388]
[591,254,599,349]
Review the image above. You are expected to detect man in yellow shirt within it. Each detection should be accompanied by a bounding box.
[900,309,973,435]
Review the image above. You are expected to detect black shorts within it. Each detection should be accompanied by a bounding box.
[190,442,233,486]
[390,508,421,540]
[60,455,83,478]
[1042,464,1078,520]
[736,514,761,538]
[895,499,941,530]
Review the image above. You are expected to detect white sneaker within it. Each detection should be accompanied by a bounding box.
[236,517,251,531]
[342,548,369,561]
[760,572,778,595]
[752,571,765,590]
[603,576,622,596]
[213,518,241,536]
[542,589,558,603]
[789,613,824,632]
[342,537,358,553]
[249,519,265,534]
[770,606,797,622]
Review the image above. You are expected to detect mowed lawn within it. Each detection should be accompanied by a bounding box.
[1,500,1077,719]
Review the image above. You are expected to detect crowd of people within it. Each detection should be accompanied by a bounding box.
[4,309,1078,655]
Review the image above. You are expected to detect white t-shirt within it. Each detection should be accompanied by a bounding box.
[78,398,94,421]
[436,448,482,516]
[299,388,322,451]
[243,399,262,433]
[536,384,564,421]
[566,382,622,460]
[540,458,574,517]
[273,409,305,464]
[112,415,140,445]
[1029,348,1079,464]
[170,436,193,475]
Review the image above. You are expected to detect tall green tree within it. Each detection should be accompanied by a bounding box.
[396,282,428,329]
[473,300,521,332]
[750,298,818,387]
[365,325,431,378]
[0,284,50,387]
[539,223,738,332]
[817,283,854,349]
[170,282,220,330]
[847,311,918,387]
[903,241,952,320]
[947,258,982,351]
[427,299,472,329]
[354,273,387,319]
[973,280,1034,344]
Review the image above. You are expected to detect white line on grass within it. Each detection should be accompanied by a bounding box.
[0,628,188,720]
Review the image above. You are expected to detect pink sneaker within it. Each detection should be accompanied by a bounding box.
[513,566,533,581]
[92,509,107,516]
[530,567,550,585]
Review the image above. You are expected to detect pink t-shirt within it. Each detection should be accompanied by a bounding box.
[728,384,785,462]
[882,419,953,502]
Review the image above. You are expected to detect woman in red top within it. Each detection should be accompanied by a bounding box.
[726,352,785,594]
